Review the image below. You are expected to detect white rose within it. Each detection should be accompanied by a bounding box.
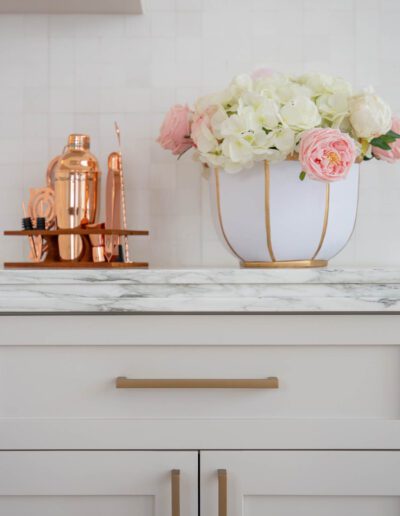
[280,96,321,131]
[349,92,392,139]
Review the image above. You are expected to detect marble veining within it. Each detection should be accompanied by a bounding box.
[0,268,400,313]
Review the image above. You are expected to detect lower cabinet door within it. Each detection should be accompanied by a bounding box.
[0,451,198,516]
[201,451,400,516]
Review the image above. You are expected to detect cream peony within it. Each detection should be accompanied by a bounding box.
[280,96,321,131]
[349,92,392,140]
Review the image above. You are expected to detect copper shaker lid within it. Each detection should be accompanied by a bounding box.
[68,134,90,150]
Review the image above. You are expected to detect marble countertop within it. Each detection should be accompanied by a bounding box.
[0,267,400,313]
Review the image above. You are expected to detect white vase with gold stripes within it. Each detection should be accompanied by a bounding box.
[210,160,359,268]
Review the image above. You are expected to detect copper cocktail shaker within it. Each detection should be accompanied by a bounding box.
[54,134,100,260]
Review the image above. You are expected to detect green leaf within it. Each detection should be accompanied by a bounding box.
[381,134,397,143]
[370,137,392,150]
[299,171,306,181]
[363,155,374,161]
[387,130,400,139]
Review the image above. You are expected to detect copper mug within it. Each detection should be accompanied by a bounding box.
[53,134,100,261]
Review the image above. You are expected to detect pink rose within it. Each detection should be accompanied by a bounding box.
[251,67,274,80]
[372,117,400,163]
[157,104,193,156]
[299,128,357,182]
[191,106,217,150]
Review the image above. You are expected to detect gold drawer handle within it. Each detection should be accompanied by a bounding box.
[218,469,227,516]
[116,377,279,389]
[171,469,180,516]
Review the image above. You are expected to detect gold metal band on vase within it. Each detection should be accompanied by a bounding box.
[214,163,330,269]
[254,161,330,268]
[214,168,245,262]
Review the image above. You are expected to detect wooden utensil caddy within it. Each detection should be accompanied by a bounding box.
[3,228,149,269]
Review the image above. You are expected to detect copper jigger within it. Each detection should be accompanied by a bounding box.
[87,223,106,263]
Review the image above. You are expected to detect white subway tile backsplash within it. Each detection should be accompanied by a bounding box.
[0,1,399,267]
[23,87,49,113]
[49,113,74,138]
[147,0,175,12]
[0,114,22,140]
[176,0,203,11]
[150,161,176,189]
[0,87,23,114]
[125,87,152,112]
[150,12,176,37]
[176,12,202,38]
[0,15,24,38]
[49,88,74,113]
[23,114,48,138]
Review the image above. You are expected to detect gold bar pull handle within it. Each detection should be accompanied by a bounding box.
[218,469,227,516]
[171,469,180,516]
[116,377,279,389]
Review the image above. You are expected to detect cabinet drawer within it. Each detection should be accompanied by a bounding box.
[1,344,399,419]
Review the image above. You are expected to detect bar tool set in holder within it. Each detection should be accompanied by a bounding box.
[4,127,148,268]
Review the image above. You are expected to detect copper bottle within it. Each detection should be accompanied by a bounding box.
[54,134,100,260]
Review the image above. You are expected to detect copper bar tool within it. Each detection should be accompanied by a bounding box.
[114,122,131,262]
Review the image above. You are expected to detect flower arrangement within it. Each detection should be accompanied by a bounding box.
[157,70,400,182]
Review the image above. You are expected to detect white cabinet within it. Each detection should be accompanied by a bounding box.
[201,451,400,516]
[0,451,198,516]
[1,312,400,514]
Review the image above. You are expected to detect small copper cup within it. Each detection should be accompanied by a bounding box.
[87,223,106,263]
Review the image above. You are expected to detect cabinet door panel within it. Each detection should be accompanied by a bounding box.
[0,451,198,516]
[201,451,400,516]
